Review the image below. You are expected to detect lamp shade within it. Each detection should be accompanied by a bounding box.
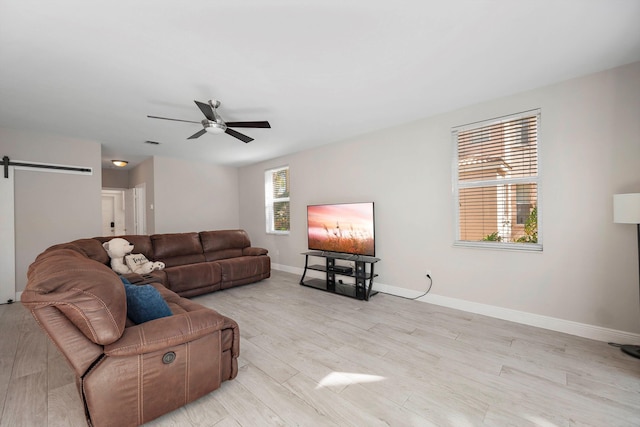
[613,193,640,224]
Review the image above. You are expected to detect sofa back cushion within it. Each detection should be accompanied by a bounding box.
[22,249,126,345]
[151,232,204,267]
[200,230,250,261]
[45,238,111,265]
[93,235,155,260]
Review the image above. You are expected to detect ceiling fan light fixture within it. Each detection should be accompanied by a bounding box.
[111,160,128,167]
[203,121,226,134]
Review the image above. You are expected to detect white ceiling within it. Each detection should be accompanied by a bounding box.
[1,0,639,170]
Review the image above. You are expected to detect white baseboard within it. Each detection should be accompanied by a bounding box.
[273,265,640,343]
[14,291,22,303]
[373,281,640,343]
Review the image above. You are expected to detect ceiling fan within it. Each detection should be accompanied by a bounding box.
[148,99,271,143]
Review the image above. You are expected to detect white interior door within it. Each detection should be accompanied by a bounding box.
[101,195,115,236]
[0,167,16,303]
[102,190,126,235]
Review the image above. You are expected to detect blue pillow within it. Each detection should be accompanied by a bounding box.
[120,277,172,324]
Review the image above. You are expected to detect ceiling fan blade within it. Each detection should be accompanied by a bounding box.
[187,129,208,139]
[225,121,271,128]
[225,128,253,143]
[147,115,200,124]
[194,101,215,121]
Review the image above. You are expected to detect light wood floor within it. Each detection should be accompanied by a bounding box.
[2,270,640,426]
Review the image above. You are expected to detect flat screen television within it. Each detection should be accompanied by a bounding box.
[307,202,375,257]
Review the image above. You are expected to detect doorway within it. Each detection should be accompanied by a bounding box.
[101,190,125,236]
[101,184,146,236]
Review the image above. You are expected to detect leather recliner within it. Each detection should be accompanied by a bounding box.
[21,247,239,427]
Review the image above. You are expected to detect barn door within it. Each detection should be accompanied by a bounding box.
[0,166,16,303]
[1,156,93,304]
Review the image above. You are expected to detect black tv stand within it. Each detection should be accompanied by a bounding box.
[299,251,380,300]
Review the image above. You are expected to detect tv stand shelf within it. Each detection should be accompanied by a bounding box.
[300,251,380,300]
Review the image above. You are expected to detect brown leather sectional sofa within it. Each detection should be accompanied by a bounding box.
[91,229,270,297]
[21,229,270,427]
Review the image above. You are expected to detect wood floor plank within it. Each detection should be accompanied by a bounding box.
[2,270,639,426]
[213,378,287,426]
[497,365,640,426]
[247,332,355,394]
[282,371,391,427]
[11,315,48,379]
[238,338,299,384]
[0,370,47,427]
[235,364,339,426]
[403,387,488,426]
[0,303,27,412]
[47,382,86,427]
[337,382,437,427]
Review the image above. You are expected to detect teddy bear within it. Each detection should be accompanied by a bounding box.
[102,237,165,275]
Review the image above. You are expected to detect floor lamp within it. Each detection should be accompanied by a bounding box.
[613,193,640,359]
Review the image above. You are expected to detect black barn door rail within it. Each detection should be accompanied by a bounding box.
[3,156,92,178]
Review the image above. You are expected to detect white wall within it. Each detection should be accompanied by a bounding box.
[153,156,240,233]
[102,168,130,188]
[239,62,640,335]
[0,127,102,293]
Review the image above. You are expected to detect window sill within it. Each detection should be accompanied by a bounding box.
[267,231,290,236]
[454,241,542,252]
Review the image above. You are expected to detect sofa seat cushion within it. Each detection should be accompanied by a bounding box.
[160,286,239,357]
[204,249,243,262]
[217,256,270,289]
[164,262,221,294]
[159,253,206,268]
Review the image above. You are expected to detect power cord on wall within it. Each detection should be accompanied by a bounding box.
[378,274,433,300]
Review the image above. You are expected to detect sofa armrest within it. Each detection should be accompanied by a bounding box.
[104,309,224,357]
[121,271,166,286]
[243,247,268,256]
[121,272,145,284]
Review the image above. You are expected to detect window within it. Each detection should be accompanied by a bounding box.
[453,110,541,250]
[265,166,290,234]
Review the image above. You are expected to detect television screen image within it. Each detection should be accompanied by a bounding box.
[307,202,375,256]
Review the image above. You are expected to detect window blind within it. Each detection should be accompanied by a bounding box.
[454,111,540,248]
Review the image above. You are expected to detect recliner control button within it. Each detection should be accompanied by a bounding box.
[162,351,176,364]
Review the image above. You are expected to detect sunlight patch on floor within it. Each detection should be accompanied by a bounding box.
[316,371,386,389]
